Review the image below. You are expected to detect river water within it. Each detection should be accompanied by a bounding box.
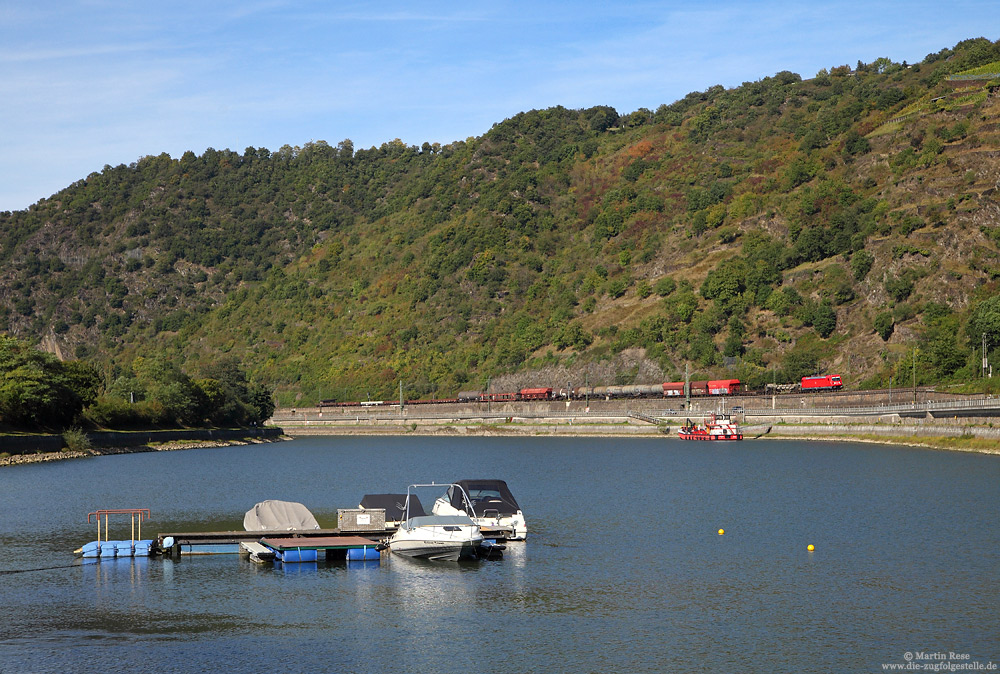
[1,436,997,673]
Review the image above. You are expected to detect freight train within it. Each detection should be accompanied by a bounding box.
[317,376,842,408]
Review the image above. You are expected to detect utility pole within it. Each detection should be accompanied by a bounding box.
[684,363,690,411]
[399,380,404,415]
[984,333,989,378]
[912,348,917,404]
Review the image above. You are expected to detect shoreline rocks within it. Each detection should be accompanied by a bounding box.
[0,436,290,468]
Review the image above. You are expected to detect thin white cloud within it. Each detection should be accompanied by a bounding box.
[0,39,160,63]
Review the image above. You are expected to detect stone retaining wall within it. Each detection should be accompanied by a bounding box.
[0,435,66,453]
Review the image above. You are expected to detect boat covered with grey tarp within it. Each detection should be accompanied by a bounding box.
[243,500,321,531]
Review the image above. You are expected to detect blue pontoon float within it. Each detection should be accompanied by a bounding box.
[75,508,153,558]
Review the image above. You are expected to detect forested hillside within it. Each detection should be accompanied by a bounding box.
[2,37,1000,413]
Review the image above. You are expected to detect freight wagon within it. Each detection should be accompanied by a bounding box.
[707,379,741,395]
[519,387,554,400]
[663,382,685,397]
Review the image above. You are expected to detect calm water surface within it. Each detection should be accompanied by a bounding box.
[1,436,997,673]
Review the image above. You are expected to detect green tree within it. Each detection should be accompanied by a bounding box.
[654,277,676,297]
[874,312,894,341]
[843,130,871,156]
[967,295,1000,352]
[812,302,837,338]
[0,336,99,428]
[851,250,875,281]
[921,320,966,378]
[665,286,699,323]
[247,381,276,423]
[723,316,746,357]
[132,355,205,426]
[783,158,817,190]
[782,346,819,381]
[587,106,619,132]
[885,276,914,302]
[553,322,592,350]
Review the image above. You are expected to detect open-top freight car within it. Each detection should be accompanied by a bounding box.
[456,389,537,402]
[519,387,554,400]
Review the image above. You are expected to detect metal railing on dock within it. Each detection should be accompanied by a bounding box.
[748,397,1000,418]
[88,508,151,544]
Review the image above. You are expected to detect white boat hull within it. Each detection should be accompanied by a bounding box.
[388,537,480,562]
[387,514,484,562]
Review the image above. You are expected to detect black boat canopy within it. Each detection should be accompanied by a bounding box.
[359,493,426,521]
[449,479,521,516]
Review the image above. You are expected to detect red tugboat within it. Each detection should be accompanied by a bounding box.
[678,413,743,441]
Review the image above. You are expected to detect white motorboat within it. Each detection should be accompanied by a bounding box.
[386,484,484,561]
[432,479,527,540]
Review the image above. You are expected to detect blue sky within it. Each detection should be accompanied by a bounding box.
[1,1,996,212]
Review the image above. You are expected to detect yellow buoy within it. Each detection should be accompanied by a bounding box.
[807,544,815,551]
[718,529,725,535]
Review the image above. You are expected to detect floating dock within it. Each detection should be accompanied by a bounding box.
[258,535,381,563]
[77,506,513,563]
[157,525,513,557]
[75,508,154,559]
[159,528,353,553]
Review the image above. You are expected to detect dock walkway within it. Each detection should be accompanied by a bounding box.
[259,535,381,563]
[158,528,383,557]
[159,524,514,557]
[260,535,378,551]
[158,528,367,547]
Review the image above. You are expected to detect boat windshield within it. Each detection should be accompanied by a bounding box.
[468,487,502,500]
[403,483,476,523]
